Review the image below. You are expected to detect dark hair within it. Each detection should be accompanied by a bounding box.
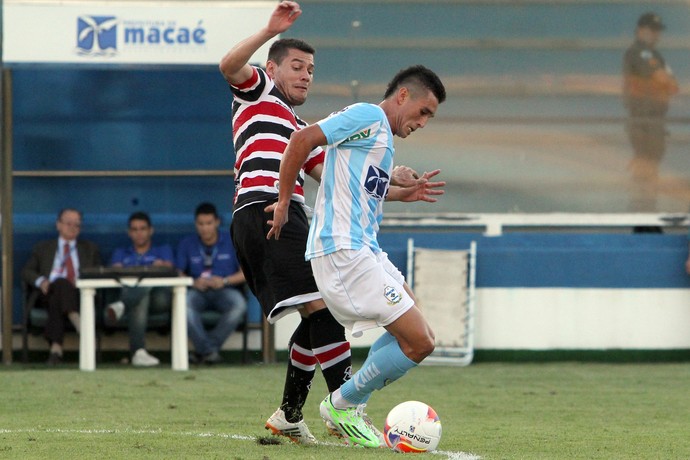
[637,12,665,31]
[195,202,218,218]
[128,211,151,227]
[268,38,315,65]
[383,65,446,104]
[57,208,82,222]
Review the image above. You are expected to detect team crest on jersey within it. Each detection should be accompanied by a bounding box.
[365,165,390,200]
[383,285,402,305]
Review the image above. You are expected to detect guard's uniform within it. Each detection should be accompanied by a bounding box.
[622,39,672,164]
[228,66,325,322]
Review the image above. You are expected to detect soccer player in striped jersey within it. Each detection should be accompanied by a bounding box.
[219,1,354,444]
[267,65,447,448]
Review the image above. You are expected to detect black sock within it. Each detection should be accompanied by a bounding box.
[309,308,352,392]
[280,317,316,423]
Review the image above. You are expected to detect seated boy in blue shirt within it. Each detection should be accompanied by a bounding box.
[176,202,247,364]
[106,211,174,367]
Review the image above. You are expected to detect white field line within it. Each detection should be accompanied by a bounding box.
[0,428,481,459]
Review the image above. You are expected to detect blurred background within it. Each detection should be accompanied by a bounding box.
[4,0,690,357]
[287,0,690,214]
[9,0,690,221]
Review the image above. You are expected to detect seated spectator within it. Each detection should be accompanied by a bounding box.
[176,202,247,364]
[21,208,101,365]
[105,211,174,367]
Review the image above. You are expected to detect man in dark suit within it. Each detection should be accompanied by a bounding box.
[22,208,101,364]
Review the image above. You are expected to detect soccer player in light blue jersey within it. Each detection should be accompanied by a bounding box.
[268,65,446,448]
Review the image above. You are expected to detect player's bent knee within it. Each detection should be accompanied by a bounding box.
[418,336,435,360]
[403,336,435,363]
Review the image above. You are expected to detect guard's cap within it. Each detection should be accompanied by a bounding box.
[637,12,665,30]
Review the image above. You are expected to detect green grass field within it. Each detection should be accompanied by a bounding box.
[1,361,689,459]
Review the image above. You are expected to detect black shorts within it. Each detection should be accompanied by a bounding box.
[231,201,321,323]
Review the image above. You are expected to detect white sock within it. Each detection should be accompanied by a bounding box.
[330,388,354,409]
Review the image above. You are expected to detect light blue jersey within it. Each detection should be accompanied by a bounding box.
[306,103,394,259]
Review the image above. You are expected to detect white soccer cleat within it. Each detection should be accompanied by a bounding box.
[265,408,317,445]
[324,418,343,438]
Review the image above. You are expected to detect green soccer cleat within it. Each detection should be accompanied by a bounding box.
[319,394,381,448]
[357,403,385,446]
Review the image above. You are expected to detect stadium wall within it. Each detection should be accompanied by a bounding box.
[274,232,690,355]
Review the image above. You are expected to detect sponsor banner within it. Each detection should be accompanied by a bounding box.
[3,0,277,65]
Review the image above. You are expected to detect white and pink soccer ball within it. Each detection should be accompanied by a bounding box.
[383,400,442,453]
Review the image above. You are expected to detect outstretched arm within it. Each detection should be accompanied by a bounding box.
[267,125,327,240]
[219,1,302,84]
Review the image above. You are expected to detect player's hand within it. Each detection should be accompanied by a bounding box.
[391,165,420,187]
[396,169,445,203]
[266,1,302,35]
[267,201,290,240]
[264,202,277,214]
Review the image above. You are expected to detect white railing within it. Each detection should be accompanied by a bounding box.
[382,213,689,236]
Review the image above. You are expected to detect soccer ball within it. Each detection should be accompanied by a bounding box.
[383,400,442,453]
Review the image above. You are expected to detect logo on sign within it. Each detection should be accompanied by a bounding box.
[75,15,207,59]
[77,16,118,56]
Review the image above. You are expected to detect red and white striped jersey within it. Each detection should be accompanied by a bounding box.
[230,66,324,213]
